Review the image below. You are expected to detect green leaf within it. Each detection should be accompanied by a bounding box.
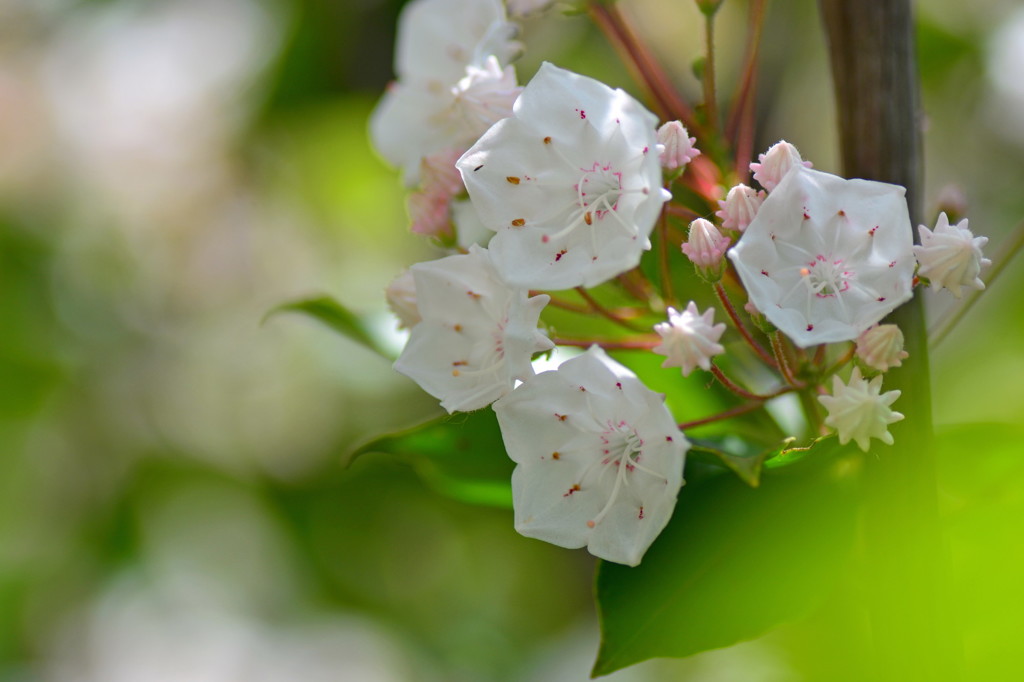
[688,435,837,487]
[266,296,392,359]
[350,409,514,508]
[593,445,859,676]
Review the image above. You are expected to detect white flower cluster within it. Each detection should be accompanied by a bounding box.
[373,0,992,565]
[374,0,686,565]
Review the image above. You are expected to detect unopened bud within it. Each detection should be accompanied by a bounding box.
[657,121,700,172]
[750,140,811,192]
[716,183,765,232]
[682,218,730,281]
[855,324,908,373]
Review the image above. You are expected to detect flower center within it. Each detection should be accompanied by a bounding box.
[579,421,665,529]
[801,254,852,298]
[576,163,623,221]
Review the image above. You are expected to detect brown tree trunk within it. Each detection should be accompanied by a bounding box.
[819,2,961,680]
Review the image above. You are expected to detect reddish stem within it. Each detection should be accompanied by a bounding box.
[771,331,799,386]
[665,203,703,221]
[575,287,648,332]
[657,207,675,306]
[821,342,856,379]
[726,0,767,178]
[554,337,659,350]
[678,400,765,430]
[587,2,698,131]
[713,283,776,367]
[710,364,796,401]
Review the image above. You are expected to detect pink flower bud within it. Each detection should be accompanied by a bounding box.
[408,188,453,238]
[750,140,811,192]
[856,324,909,373]
[420,149,465,197]
[682,218,730,280]
[657,121,700,171]
[716,183,765,232]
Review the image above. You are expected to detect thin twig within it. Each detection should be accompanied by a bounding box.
[554,337,659,350]
[657,207,675,306]
[587,2,698,130]
[575,286,648,332]
[679,400,764,430]
[710,364,798,401]
[725,0,767,177]
[713,283,776,366]
[538,292,590,314]
[703,12,719,136]
[820,342,856,380]
[771,331,799,386]
[665,203,703,221]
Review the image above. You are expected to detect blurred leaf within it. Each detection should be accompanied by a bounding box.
[267,295,393,359]
[593,444,859,676]
[351,409,514,508]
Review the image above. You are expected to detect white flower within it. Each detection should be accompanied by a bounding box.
[681,218,730,279]
[657,120,700,171]
[855,324,908,372]
[819,367,904,451]
[716,183,764,232]
[653,302,726,376]
[492,346,687,566]
[506,0,554,17]
[914,212,990,298]
[370,0,520,183]
[451,198,494,249]
[750,140,812,192]
[457,62,671,290]
[386,269,421,329]
[394,245,553,412]
[728,166,915,347]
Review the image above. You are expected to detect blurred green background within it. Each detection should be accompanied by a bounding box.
[0,0,1022,679]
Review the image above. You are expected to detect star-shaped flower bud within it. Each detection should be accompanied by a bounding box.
[913,212,990,298]
[728,166,915,347]
[457,62,671,290]
[819,367,904,452]
[855,324,908,373]
[394,245,553,413]
[385,269,420,329]
[682,218,731,281]
[492,346,687,566]
[750,140,812,192]
[370,0,521,184]
[716,183,765,232]
[657,120,700,171]
[653,302,726,376]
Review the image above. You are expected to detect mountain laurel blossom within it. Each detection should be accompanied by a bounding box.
[370,0,520,183]
[653,302,726,376]
[457,61,671,290]
[819,367,904,451]
[728,166,915,347]
[855,324,908,372]
[913,212,990,298]
[393,245,553,413]
[682,217,730,279]
[656,120,700,171]
[716,183,765,232]
[749,140,812,192]
[492,346,688,566]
